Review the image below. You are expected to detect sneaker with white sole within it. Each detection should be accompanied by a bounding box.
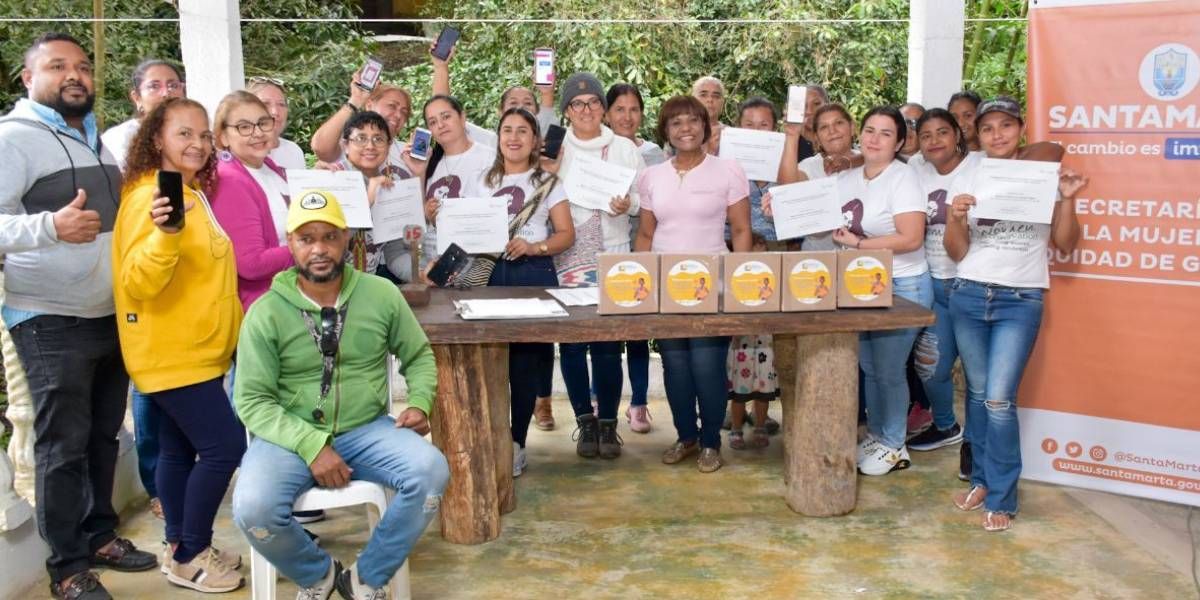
[166,547,243,593]
[856,435,880,464]
[296,560,341,600]
[908,423,963,451]
[858,443,911,476]
[512,441,527,478]
[293,509,326,524]
[161,543,241,575]
[334,561,387,600]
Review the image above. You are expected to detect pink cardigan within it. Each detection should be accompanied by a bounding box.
[211,154,294,310]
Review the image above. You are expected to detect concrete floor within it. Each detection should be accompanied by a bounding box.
[23,360,1198,599]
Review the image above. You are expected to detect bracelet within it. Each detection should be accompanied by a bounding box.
[344,102,360,113]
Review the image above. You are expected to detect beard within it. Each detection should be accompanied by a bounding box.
[43,84,95,119]
[297,257,345,284]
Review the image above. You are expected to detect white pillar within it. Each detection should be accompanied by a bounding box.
[179,0,245,117]
[907,0,966,109]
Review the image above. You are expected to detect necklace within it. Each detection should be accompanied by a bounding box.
[673,154,703,180]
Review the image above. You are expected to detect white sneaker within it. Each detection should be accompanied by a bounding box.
[296,560,340,600]
[335,561,387,600]
[856,435,880,464]
[858,443,911,476]
[513,441,527,478]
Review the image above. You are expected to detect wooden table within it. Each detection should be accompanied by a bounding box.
[411,286,933,544]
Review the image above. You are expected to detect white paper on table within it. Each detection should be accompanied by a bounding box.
[287,169,373,229]
[546,287,599,306]
[769,177,843,240]
[786,85,808,123]
[454,298,568,320]
[718,127,787,182]
[564,153,638,211]
[369,178,425,243]
[971,158,1061,225]
[434,197,509,255]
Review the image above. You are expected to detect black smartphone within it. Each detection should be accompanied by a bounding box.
[427,242,469,287]
[430,27,460,61]
[157,169,185,228]
[541,124,567,159]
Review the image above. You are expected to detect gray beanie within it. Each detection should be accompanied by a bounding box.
[560,72,606,114]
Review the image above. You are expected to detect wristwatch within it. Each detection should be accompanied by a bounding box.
[538,243,549,255]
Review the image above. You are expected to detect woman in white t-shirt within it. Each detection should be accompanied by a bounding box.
[774,103,863,250]
[944,97,1085,532]
[826,106,934,477]
[476,108,575,477]
[904,108,980,458]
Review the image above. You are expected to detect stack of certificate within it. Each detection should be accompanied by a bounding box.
[453,298,569,320]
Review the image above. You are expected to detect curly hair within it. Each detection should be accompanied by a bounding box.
[123,97,217,194]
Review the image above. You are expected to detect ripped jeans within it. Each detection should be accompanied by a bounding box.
[949,279,1044,515]
[232,416,449,588]
[913,277,959,431]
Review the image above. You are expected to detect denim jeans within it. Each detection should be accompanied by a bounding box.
[861,272,933,449]
[489,256,559,446]
[914,277,960,431]
[153,377,246,563]
[9,315,129,583]
[626,340,650,407]
[560,341,623,419]
[658,336,731,449]
[950,278,1044,514]
[131,387,160,498]
[233,416,449,588]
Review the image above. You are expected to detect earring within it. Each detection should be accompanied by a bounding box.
[218,149,233,162]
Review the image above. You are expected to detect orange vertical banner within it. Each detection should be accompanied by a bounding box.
[1021,0,1200,505]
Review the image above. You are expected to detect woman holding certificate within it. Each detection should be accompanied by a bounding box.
[635,95,752,473]
[775,103,863,251]
[825,106,933,477]
[335,110,413,276]
[553,73,645,460]
[944,97,1085,532]
[475,108,575,476]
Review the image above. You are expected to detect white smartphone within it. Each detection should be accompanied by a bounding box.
[533,48,555,86]
[358,56,384,91]
[786,85,808,124]
[410,128,433,161]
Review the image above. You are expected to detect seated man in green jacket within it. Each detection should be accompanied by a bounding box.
[232,193,448,600]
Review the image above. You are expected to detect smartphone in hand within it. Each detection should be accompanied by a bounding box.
[431,27,461,61]
[157,170,185,229]
[358,56,385,92]
[533,48,555,86]
[410,128,433,161]
[427,242,469,287]
[786,85,808,124]
[541,124,567,159]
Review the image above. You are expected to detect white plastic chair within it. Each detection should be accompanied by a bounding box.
[248,480,412,600]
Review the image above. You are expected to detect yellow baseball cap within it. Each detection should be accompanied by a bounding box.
[287,190,347,233]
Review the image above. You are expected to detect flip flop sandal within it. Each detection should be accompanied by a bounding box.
[953,485,987,511]
[729,430,746,450]
[983,511,1012,532]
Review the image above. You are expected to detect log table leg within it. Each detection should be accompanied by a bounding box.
[489,347,515,515]
[430,343,506,544]
[781,332,860,516]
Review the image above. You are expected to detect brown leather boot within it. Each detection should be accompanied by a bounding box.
[533,396,555,431]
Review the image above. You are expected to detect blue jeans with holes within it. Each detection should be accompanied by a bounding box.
[950,278,1044,515]
[659,336,731,449]
[233,415,449,588]
[861,272,933,450]
[915,277,960,431]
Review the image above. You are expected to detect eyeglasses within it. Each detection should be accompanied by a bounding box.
[568,98,604,112]
[318,307,338,356]
[225,116,276,136]
[347,134,389,148]
[248,75,285,89]
[141,81,183,95]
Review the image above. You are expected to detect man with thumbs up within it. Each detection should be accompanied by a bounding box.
[0,32,155,600]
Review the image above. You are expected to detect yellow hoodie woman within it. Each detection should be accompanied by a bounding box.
[112,170,242,393]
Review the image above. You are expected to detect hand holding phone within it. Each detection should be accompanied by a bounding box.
[357,57,384,92]
[541,124,567,159]
[157,170,185,229]
[786,85,808,124]
[431,27,460,62]
[410,128,433,161]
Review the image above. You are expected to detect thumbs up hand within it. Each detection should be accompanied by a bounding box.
[53,188,102,243]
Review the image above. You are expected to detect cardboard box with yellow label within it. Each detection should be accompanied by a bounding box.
[781,251,837,312]
[598,253,659,315]
[722,253,782,313]
[659,254,720,314]
[837,249,894,308]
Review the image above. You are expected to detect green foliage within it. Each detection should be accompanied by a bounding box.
[1,0,373,150]
[963,0,1028,101]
